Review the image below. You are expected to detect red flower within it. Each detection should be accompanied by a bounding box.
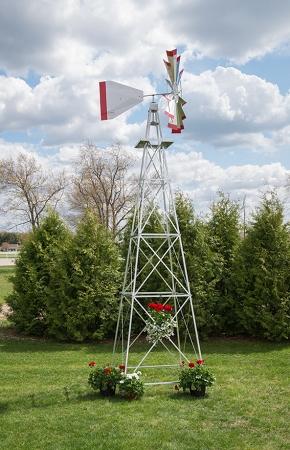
[155,303,164,312]
[148,303,156,309]
[119,364,125,371]
[88,361,96,367]
[196,359,204,365]
[163,304,173,312]
[188,362,195,368]
[104,367,112,375]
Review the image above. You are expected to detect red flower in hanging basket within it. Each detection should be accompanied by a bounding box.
[148,303,157,309]
[104,367,112,375]
[148,302,173,313]
[163,304,173,312]
[119,364,125,371]
[196,359,204,365]
[188,362,195,368]
[88,361,96,367]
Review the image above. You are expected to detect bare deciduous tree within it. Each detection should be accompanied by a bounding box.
[0,152,66,230]
[70,143,136,237]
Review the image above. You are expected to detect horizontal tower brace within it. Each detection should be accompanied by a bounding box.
[121,292,190,298]
[130,233,179,238]
[127,364,180,369]
[144,381,178,386]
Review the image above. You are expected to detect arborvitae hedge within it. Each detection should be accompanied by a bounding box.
[7,211,71,335]
[207,192,241,335]
[175,193,221,337]
[7,192,290,342]
[46,210,121,341]
[233,193,290,341]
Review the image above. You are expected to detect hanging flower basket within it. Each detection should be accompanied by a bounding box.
[145,302,177,343]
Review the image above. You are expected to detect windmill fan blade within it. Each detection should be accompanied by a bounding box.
[164,49,178,84]
[164,97,176,119]
[164,60,175,85]
[164,49,186,133]
[177,97,186,120]
[99,81,143,120]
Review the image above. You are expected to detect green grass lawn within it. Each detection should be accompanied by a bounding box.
[0,267,14,305]
[0,335,289,450]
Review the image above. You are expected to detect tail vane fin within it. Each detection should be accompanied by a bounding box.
[99,81,143,120]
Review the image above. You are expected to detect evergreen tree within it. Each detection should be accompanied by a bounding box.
[47,211,121,341]
[235,192,290,341]
[207,192,241,334]
[7,211,70,335]
[175,193,221,337]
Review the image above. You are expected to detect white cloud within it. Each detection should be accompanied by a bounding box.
[163,0,290,64]
[167,149,289,215]
[181,67,290,148]
[0,0,168,78]
[1,1,290,151]
[2,0,290,79]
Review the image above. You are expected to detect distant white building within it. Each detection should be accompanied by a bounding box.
[0,242,21,252]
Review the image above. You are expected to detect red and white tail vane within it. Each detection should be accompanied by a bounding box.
[164,49,186,133]
[99,80,143,120]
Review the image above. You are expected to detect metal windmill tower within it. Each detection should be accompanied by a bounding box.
[99,50,202,385]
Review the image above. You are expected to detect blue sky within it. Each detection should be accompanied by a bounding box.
[0,0,289,225]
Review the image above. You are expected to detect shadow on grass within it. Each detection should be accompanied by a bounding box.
[0,328,288,356]
[0,401,9,414]
[0,333,114,353]
[167,391,210,402]
[1,339,288,358]
[2,387,135,415]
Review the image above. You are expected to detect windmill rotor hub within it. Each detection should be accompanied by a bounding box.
[149,101,158,112]
[172,84,179,95]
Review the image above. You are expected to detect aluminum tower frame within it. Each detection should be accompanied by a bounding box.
[113,100,202,385]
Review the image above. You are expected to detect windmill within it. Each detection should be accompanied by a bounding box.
[99,49,202,385]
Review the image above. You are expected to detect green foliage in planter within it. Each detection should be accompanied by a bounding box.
[119,372,144,400]
[47,210,121,341]
[88,366,122,392]
[178,363,215,392]
[7,211,71,335]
